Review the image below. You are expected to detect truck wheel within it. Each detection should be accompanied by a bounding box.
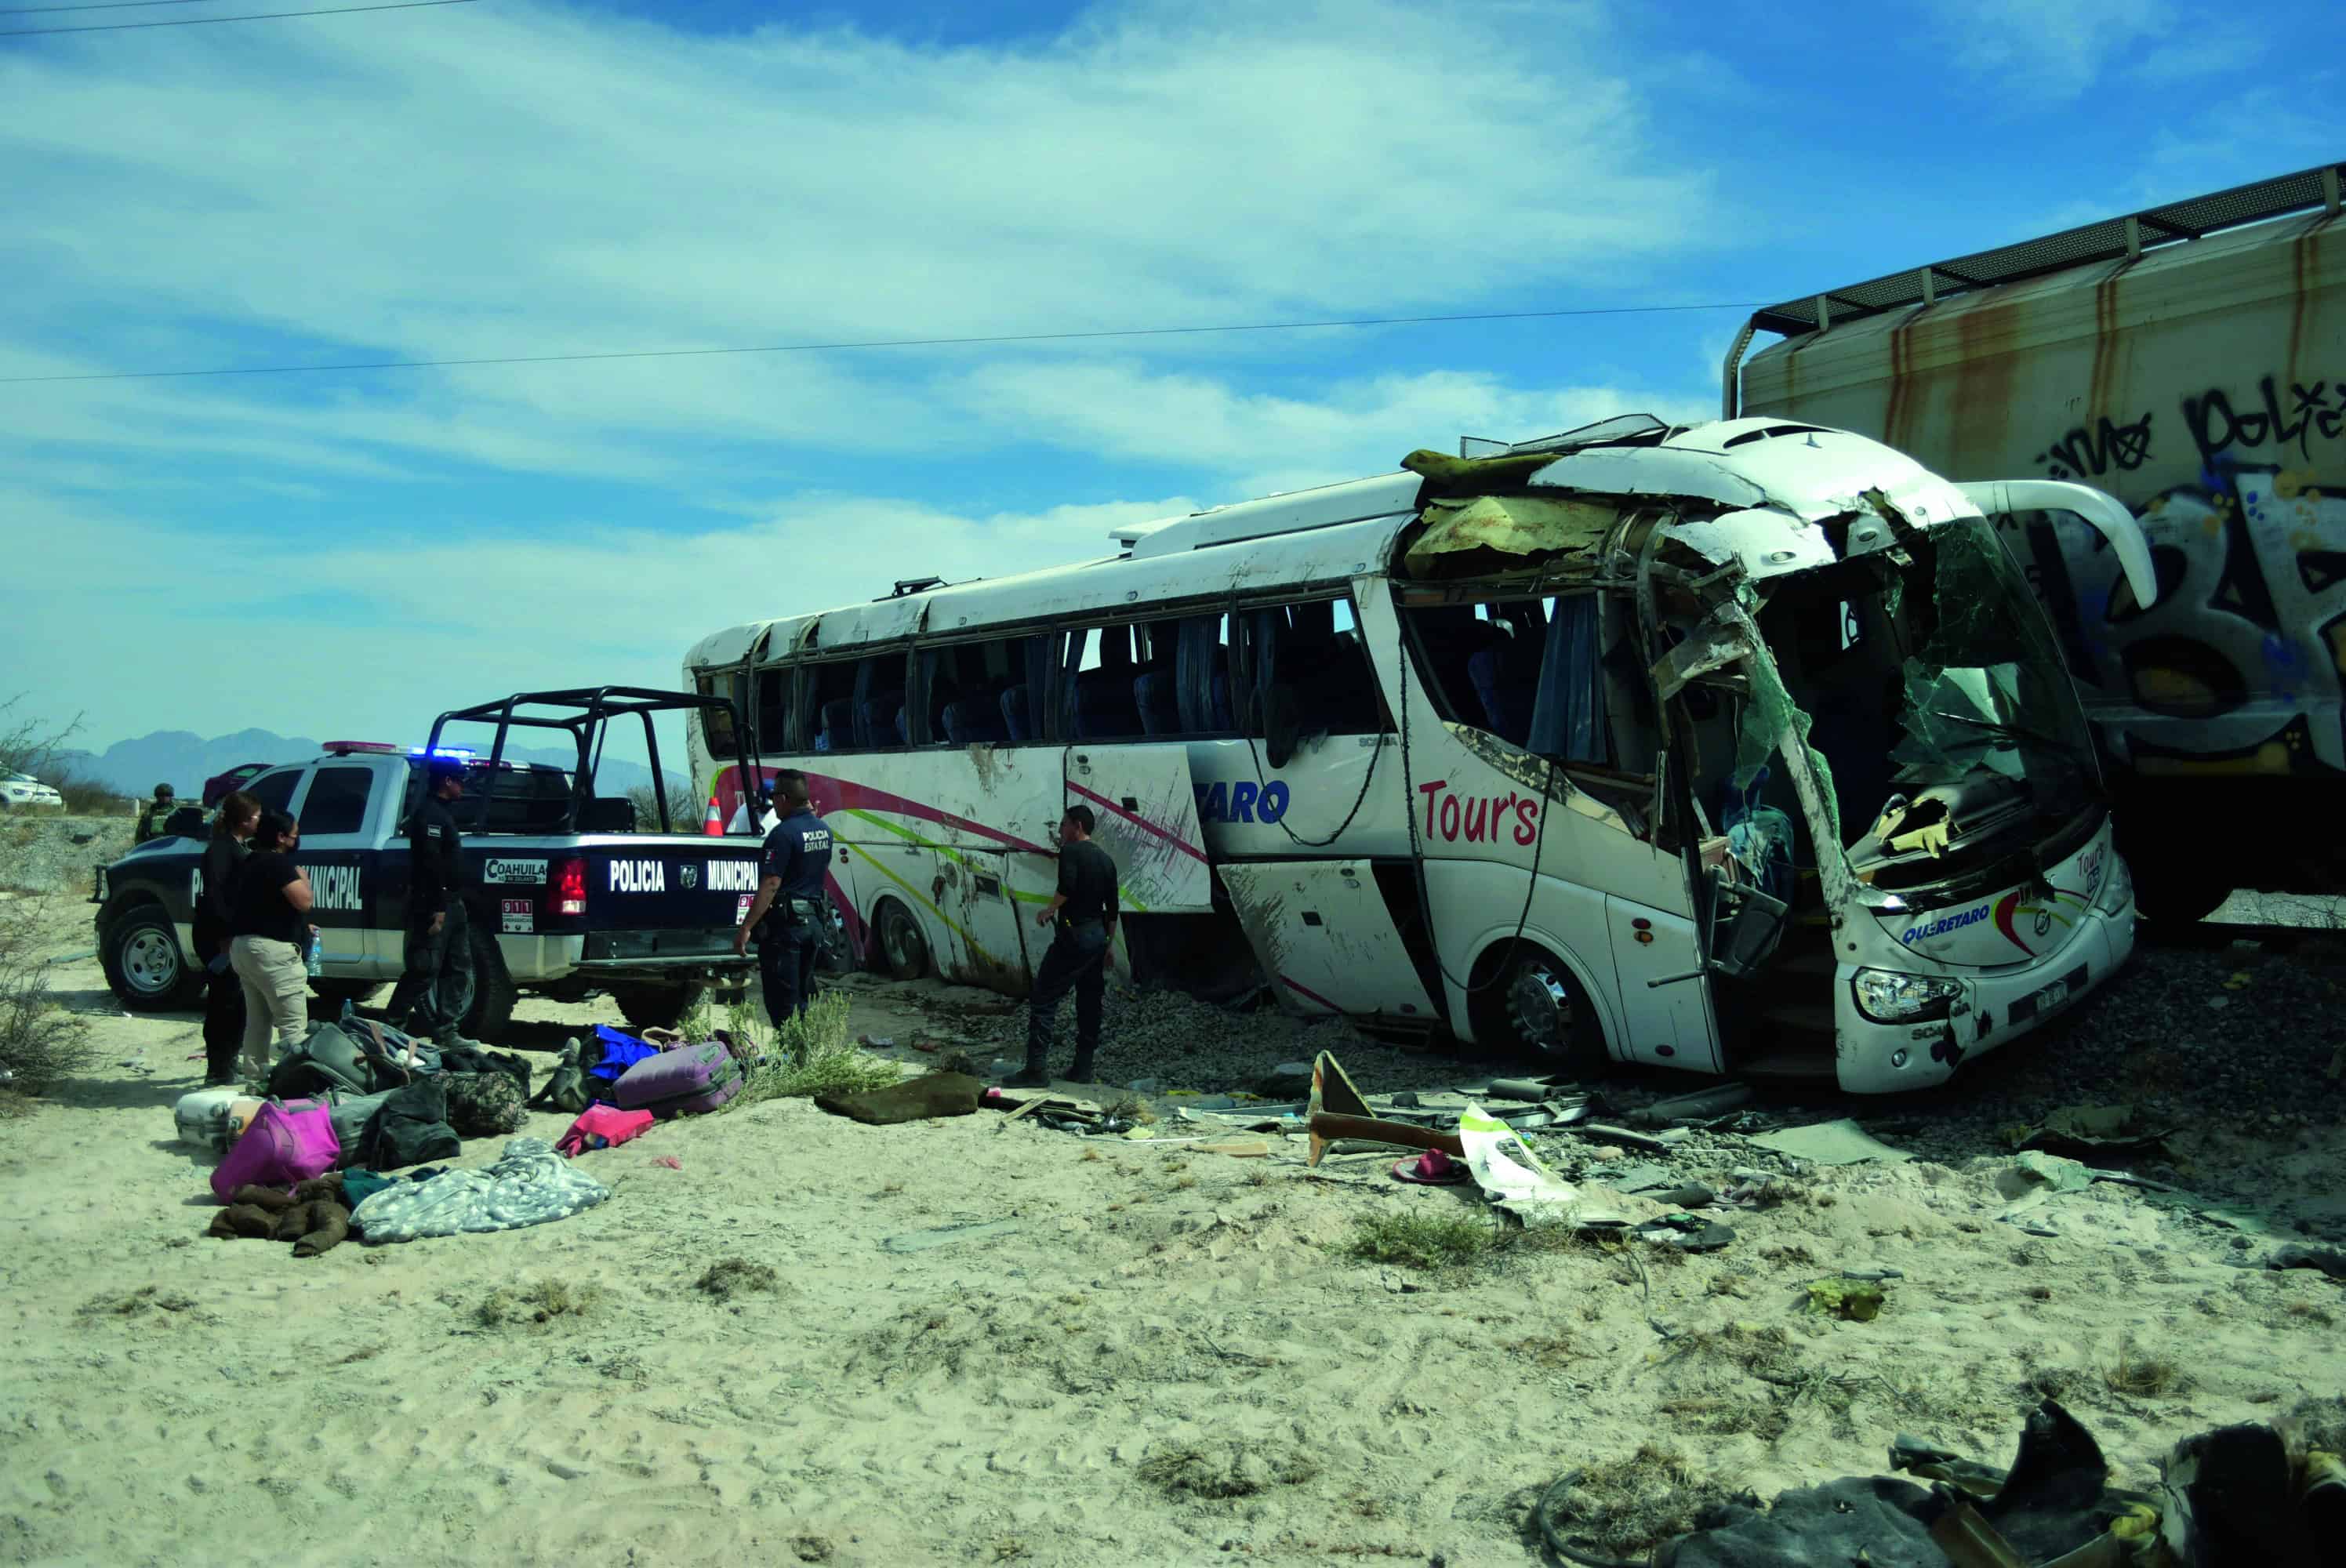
[872,898,931,982]
[100,902,205,1011]
[463,919,518,1041]
[1471,942,1606,1078]
[612,983,704,1032]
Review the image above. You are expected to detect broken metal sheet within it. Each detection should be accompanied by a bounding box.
[1528,444,1777,511]
[1747,1118,1912,1166]
[1651,602,1751,702]
[1400,492,1616,578]
[1667,510,1839,583]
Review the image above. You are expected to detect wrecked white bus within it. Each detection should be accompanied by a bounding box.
[1725,162,2346,920]
[684,416,2149,1093]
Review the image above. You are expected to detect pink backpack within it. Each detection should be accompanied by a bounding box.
[209,1098,341,1201]
[557,1105,654,1158]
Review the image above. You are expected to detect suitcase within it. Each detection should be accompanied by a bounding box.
[611,1041,745,1118]
[173,1087,244,1152]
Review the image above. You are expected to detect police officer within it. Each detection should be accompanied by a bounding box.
[1007,805,1119,1087]
[732,771,833,1029]
[134,783,176,844]
[394,757,481,1047]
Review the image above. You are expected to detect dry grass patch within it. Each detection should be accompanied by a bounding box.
[694,1259,779,1300]
[476,1279,601,1329]
[1339,1209,1498,1270]
[1137,1440,1319,1500]
[733,992,899,1103]
[2104,1341,2188,1398]
[1535,1443,1752,1559]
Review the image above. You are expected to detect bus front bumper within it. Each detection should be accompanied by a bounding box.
[1830,897,2137,1094]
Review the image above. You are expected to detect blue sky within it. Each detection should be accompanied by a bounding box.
[3,0,2338,759]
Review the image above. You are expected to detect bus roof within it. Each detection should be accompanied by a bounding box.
[685,419,1988,669]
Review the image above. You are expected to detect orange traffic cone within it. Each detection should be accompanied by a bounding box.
[703,795,724,837]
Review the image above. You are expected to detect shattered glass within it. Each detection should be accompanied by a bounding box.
[1732,642,1842,853]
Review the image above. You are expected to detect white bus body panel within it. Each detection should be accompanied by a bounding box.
[1218,861,1439,1019]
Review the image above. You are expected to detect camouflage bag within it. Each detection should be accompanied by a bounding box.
[441,1071,527,1138]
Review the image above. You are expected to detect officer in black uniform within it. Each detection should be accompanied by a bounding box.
[1008,804,1120,1087]
[393,756,478,1047]
[732,770,833,1029]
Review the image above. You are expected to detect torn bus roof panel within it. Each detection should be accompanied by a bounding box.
[1400,493,1618,578]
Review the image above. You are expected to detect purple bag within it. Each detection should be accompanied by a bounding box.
[612,1041,745,1118]
[210,1098,340,1201]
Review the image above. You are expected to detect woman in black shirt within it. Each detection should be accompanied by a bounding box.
[194,789,261,1085]
[227,810,316,1081]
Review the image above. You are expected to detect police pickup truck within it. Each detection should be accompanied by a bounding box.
[90,688,768,1035]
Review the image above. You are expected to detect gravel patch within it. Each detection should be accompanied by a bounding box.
[909,981,1520,1095]
[0,815,130,896]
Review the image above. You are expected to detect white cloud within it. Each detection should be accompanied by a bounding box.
[1926,0,2177,99]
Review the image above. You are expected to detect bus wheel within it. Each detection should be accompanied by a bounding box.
[873,898,932,982]
[1492,946,1604,1076]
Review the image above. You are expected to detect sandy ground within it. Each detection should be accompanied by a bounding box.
[4,891,2345,1568]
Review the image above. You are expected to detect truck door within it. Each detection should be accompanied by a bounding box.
[288,763,391,978]
[1219,860,1440,1021]
[1059,745,1215,913]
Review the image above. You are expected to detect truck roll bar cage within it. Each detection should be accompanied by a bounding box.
[423,686,763,837]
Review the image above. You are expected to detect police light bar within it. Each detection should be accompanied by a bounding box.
[405,746,478,760]
[322,741,402,755]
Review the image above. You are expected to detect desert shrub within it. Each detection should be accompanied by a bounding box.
[1340,1208,1498,1269]
[0,895,93,1095]
[732,990,897,1103]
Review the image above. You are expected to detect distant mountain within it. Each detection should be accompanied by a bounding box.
[57,729,661,798]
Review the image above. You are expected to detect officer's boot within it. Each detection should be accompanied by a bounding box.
[1003,1044,1051,1090]
[1067,1047,1097,1085]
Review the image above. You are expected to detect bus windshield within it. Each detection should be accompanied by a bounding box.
[1754,517,2101,889]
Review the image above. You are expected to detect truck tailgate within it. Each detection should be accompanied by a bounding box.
[504,839,768,962]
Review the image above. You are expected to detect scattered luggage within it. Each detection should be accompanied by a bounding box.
[442,1071,527,1137]
[612,1040,743,1119]
[358,1079,462,1171]
[209,1099,340,1201]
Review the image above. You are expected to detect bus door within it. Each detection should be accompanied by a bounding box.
[1219,861,1440,1021]
[1603,895,1722,1073]
[1061,745,1216,913]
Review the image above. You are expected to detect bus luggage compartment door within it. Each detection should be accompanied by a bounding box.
[1061,746,1215,913]
[1603,895,1722,1073]
[1220,861,1440,1020]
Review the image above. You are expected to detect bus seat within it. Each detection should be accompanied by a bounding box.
[1000,685,1033,742]
[1134,668,1182,735]
[945,688,1011,746]
[819,698,855,752]
[855,688,903,748]
[1073,671,1142,739]
[1467,643,1539,746]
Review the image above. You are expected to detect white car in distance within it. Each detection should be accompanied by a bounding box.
[1,771,65,809]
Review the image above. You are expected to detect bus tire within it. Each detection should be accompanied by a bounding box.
[1476,942,1605,1077]
[872,898,932,982]
[100,900,205,1011]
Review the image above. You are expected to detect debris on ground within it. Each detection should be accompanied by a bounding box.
[1804,1277,1886,1321]
[1748,1118,1911,1167]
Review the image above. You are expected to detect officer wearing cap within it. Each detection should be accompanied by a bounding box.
[134,783,176,844]
[732,770,833,1028]
[394,756,481,1047]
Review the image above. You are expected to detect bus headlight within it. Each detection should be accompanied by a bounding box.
[1853,968,1964,1023]
[2097,855,2134,913]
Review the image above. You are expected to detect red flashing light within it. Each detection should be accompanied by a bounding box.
[550,856,587,917]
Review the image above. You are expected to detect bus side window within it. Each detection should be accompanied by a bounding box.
[754,665,792,755]
[852,652,910,750]
[1002,634,1048,744]
[1175,615,1233,733]
[924,641,1018,747]
[805,659,859,753]
[696,670,743,757]
[1132,617,1186,736]
[1248,597,1385,739]
[1062,626,1142,740]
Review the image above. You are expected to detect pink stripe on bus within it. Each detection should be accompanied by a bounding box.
[1065,779,1208,864]
[1280,975,1342,1012]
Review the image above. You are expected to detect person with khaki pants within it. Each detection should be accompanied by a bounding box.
[227,809,317,1082]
